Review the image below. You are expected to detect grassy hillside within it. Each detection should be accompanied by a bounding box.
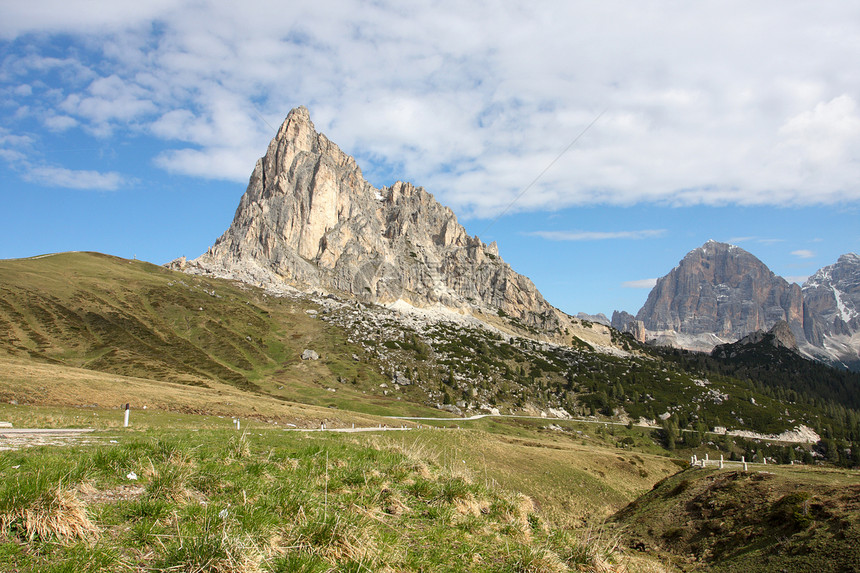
[3,409,858,572]
[0,355,398,430]
[0,252,443,419]
[0,427,625,572]
[3,252,860,572]
[2,251,859,446]
[614,465,860,572]
[0,412,689,572]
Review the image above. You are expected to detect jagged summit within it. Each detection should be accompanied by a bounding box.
[171,106,612,346]
[734,320,798,352]
[612,241,859,370]
[801,251,860,368]
[711,320,801,363]
[635,240,804,343]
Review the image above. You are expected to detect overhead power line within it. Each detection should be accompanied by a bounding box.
[479,108,607,237]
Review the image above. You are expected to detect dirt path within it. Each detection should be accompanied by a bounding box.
[0,428,103,451]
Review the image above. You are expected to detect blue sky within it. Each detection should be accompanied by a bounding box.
[2,1,860,317]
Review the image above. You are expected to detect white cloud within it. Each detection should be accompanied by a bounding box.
[42,114,78,131]
[728,236,785,245]
[622,278,658,289]
[791,249,815,259]
[24,165,125,190]
[60,75,158,134]
[0,129,33,162]
[4,1,860,211]
[527,230,666,241]
[0,0,178,39]
[778,95,860,165]
[154,146,260,181]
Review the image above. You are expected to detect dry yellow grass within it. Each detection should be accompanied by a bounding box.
[0,356,395,429]
[454,493,491,517]
[0,483,99,544]
[363,430,681,527]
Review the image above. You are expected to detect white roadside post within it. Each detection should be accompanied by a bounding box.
[123,403,130,427]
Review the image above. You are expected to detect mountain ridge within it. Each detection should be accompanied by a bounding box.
[171,106,615,350]
[614,241,860,370]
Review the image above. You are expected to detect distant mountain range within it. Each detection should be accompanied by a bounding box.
[612,241,860,370]
[3,106,859,446]
[162,106,858,371]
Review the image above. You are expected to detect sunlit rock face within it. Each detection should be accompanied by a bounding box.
[173,106,590,340]
[801,253,860,368]
[636,240,805,343]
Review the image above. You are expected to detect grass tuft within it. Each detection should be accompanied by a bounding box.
[0,475,99,543]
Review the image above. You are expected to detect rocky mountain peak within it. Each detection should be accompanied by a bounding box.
[839,252,860,264]
[802,252,860,326]
[615,241,859,370]
[170,106,613,348]
[711,320,800,360]
[801,252,860,368]
[635,240,804,343]
[767,320,799,350]
[610,310,645,342]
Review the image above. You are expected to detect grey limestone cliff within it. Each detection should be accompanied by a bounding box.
[635,240,805,343]
[710,320,799,359]
[612,241,860,369]
[801,253,860,368]
[173,107,609,345]
[610,310,645,343]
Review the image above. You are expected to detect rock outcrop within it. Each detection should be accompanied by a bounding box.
[803,253,860,341]
[612,242,860,369]
[610,311,645,343]
[711,320,799,360]
[577,312,611,326]
[635,240,805,343]
[172,107,612,347]
[801,253,860,369]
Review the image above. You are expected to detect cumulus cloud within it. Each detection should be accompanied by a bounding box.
[23,165,126,190]
[42,114,78,131]
[155,146,260,181]
[0,0,178,39]
[0,129,33,163]
[59,74,158,136]
[4,1,860,212]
